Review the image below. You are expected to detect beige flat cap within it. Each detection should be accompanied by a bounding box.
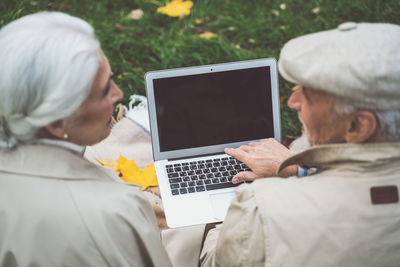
[278,22,400,110]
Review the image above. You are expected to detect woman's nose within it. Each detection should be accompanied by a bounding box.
[111,81,124,103]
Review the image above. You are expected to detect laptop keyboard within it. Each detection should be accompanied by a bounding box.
[165,156,250,196]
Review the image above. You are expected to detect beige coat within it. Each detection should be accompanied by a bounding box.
[0,143,173,267]
[201,142,400,267]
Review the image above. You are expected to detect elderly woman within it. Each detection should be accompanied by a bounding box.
[0,12,172,266]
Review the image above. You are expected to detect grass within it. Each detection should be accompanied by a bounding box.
[1,0,400,138]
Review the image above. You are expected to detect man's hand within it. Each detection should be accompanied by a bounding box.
[224,138,298,183]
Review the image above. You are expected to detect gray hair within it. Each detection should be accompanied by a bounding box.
[0,12,101,150]
[330,95,400,141]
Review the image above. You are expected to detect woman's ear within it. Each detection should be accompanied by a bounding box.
[345,110,378,143]
[42,120,67,140]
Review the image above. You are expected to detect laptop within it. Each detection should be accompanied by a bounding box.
[145,58,281,228]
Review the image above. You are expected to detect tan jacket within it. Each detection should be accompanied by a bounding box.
[0,143,173,267]
[201,142,400,267]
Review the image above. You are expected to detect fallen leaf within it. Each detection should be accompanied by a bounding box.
[115,23,126,31]
[312,7,320,14]
[199,31,217,39]
[98,155,158,190]
[97,158,119,171]
[271,9,280,16]
[127,8,144,20]
[117,155,158,190]
[157,0,193,18]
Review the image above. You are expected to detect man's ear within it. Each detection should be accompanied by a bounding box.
[43,119,66,140]
[345,110,377,143]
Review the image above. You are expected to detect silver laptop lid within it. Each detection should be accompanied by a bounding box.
[145,58,281,161]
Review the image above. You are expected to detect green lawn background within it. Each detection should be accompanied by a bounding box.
[1,0,399,137]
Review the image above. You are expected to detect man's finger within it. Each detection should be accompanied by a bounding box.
[224,147,248,162]
[232,171,258,184]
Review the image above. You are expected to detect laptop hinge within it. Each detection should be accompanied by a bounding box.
[168,152,226,161]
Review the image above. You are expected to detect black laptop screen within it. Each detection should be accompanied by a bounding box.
[153,66,274,152]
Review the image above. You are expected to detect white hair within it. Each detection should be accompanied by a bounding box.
[0,12,101,150]
[330,95,400,141]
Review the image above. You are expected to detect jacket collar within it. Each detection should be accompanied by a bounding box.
[0,143,119,182]
[278,142,400,174]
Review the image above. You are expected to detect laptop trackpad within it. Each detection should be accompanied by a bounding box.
[209,191,236,221]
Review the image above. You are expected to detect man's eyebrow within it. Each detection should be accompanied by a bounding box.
[302,86,312,103]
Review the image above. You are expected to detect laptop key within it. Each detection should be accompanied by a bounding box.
[196,180,204,185]
[234,164,242,170]
[179,172,187,177]
[166,168,174,173]
[188,187,196,193]
[188,181,195,186]
[221,177,228,183]
[196,186,206,192]
[212,178,220,183]
[169,178,182,183]
[182,166,190,171]
[213,162,221,167]
[170,183,180,189]
[168,173,179,178]
[203,169,211,174]
[179,188,188,194]
[191,175,198,181]
[171,189,180,195]
[206,174,214,179]
[199,174,206,179]
[180,182,188,187]
[206,182,239,191]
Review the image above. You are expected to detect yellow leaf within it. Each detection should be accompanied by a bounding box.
[117,155,158,190]
[199,31,217,39]
[157,0,193,18]
[97,158,119,171]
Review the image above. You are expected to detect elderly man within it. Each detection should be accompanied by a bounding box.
[199,22,400,267]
